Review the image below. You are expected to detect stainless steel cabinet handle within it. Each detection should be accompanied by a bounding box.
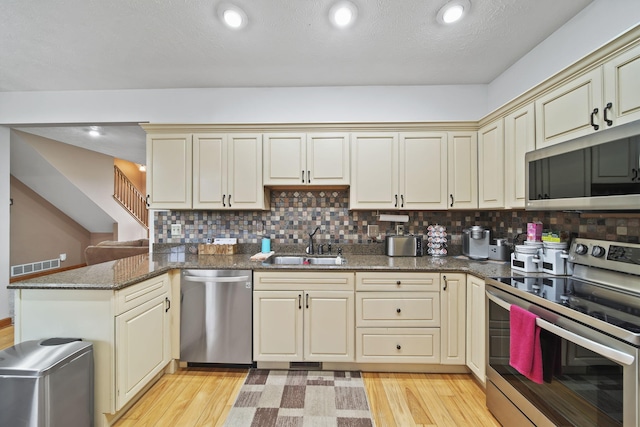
[443,275,447,291]
[486,291,635,366]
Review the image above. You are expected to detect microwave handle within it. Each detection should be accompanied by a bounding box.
[486,290,635,366]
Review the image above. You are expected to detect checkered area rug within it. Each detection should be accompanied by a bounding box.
[223,369,375,427]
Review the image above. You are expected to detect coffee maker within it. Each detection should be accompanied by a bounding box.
[462,226,490,260]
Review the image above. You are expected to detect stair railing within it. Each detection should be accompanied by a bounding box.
[113,165,149,229]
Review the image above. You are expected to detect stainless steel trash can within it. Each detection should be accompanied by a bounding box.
[0,338,94,427]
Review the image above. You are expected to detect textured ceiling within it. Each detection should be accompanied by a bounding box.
[1,0,594,92]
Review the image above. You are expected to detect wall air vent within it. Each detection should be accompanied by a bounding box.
[11,258,61,277]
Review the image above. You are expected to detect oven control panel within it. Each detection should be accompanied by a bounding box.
[569,238,640,275]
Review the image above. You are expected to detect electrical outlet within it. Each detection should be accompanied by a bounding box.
[396,224,404,235]
[367,225,379,237]
[171,223,182,235]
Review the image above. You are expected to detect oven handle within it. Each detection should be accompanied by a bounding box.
[486,290,635,366]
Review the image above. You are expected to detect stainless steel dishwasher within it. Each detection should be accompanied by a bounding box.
[180,269,253,365]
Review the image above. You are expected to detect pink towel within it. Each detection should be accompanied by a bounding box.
[509,305,543,384]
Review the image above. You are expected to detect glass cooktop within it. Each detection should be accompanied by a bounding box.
[490,275,640,337]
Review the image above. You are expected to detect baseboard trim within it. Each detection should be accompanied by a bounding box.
[0,318,12,328]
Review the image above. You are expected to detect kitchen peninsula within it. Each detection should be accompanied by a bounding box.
[10,250,511,427]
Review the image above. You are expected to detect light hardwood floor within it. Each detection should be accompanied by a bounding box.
[0,326,499,426]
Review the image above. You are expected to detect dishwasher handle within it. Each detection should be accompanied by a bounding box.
[182,275,250,283]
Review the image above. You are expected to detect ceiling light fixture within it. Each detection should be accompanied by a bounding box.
[329,1,358,28]
[437,0,470,24]
[218,4,247,29]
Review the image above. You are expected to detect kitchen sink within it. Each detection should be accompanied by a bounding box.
[265,255,346,265]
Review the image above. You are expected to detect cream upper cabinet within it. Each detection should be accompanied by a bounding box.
[147,132,267,210]
[535,68,603,149]
[263,132,350,186]
[466,274,486,385]
[603,43,640,127]
[504,104,536,208]
[253,272,355,363]
[146,133,192,209]
[399,132,448,210]
[478,120,505,208]
[440,273,466,366]
[447,132,478,209]
[350,132,398,209]
[350,132,448,209]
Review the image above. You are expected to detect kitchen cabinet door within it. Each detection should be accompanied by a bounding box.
[447,132,478,209]
[535,68,603,149]
[504,104,535,208]
[478,119,505,208]
[193,133,226,209]
[115,293,170,411]
[263,133,306,185]
[304,291,354,362]
[306,133,350,185]
[350,133,398,209]
[466,275,486,385]
[399,132,448,210]
[227,134,266,209]
[440,273,466,365]
[146,133,192,209]
[253,290,304,362]
[603,43,640,127]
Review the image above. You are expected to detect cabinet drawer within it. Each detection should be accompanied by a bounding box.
[254,271,354,291]
[356,327,440,364]
[116,274,169,315]
[356,292,440,327]
[356,272,439,291]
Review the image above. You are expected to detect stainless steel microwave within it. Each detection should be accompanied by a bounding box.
[525,119,640,210]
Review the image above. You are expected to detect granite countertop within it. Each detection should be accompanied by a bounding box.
[9,251,518,291]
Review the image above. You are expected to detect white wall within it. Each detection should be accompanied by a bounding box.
[488,0,640,111]
[0,127,10,321]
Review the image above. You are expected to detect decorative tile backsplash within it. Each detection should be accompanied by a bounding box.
[154,191,640,245]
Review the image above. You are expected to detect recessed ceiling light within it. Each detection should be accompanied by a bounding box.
[218,4,247,29]
[437,0,470,24]
[329,1,358,28]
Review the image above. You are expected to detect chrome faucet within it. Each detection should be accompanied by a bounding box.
[306,226,320,255]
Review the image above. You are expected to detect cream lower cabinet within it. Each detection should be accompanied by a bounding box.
[466,274,486,384]
[440,273,466,365]
[355,272,441,363]
[253,272,355,362]
[14,273,172,427]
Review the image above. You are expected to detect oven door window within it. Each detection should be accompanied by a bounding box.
[488,299,624,426]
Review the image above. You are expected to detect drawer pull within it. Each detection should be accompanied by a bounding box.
[396,280,401,286]
[396,308,401,313]
[396,345,401,350]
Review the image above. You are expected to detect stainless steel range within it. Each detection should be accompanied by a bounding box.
[485,238,640,427]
